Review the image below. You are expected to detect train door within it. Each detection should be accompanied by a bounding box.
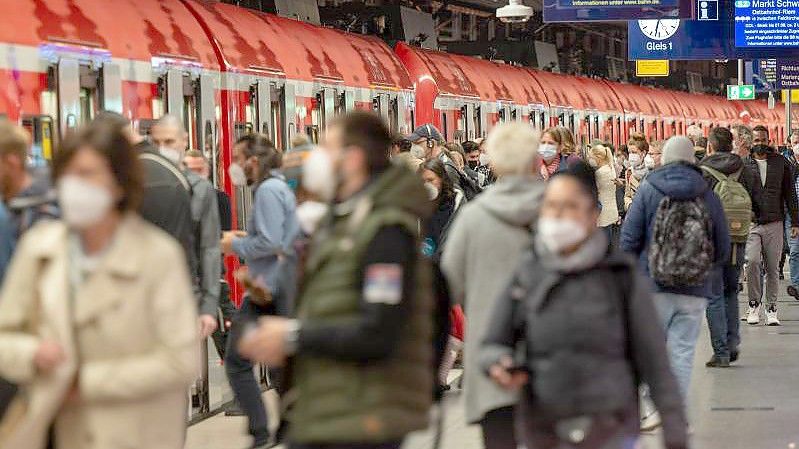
[21,116,55,164]
[46,58,123,148]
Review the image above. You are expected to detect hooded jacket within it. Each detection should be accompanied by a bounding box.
[441,175,545,423]
[699,152,756,196]
[620,162,730,298]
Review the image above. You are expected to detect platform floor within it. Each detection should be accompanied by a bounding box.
[185,281,799,449]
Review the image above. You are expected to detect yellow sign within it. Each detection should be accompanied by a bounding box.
[782,89,799,104]
[635,60,670,77]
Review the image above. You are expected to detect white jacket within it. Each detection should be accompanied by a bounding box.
[0,214,198,449]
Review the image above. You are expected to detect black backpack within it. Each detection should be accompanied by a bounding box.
[648,195,714,288]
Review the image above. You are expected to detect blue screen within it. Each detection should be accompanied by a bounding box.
[544,0,692,21]
[735,1,799,48]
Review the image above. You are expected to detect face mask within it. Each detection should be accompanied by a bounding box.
[467,160,479,170]
[302,148,337,201]
[159,147,182,166]
[57,175,113,229]
[628,153,642,167]
[479,152,491,166]
[644,154,656,170]
[587,157,598,167]
[410,144,427,159]
[228,163,248,187]
[537,216,588,254]
[753,145,770,155]
[538,144,558,161]
[296,201,329,235]
[424,182,439,201]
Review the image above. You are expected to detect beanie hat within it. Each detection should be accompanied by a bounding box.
[662,136,696,165]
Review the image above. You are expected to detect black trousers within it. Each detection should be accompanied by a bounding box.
[481,406,518,449]
[289,441,402,449]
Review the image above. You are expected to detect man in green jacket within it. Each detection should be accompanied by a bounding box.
[240,111,434,449]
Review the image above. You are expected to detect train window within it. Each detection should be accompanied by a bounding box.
[389,97,399,134]
[442,112,449,141]
[585,116,592,142]
[594,116,600,140]
[540,112,546,130]
[234,122,253,141]
[568,114,575,135]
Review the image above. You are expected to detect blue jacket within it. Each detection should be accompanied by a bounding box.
[620,162,731,298]
[0,202,15,282]
[232,171,300,314]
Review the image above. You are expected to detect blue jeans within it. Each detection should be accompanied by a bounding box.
[785,217,799,287]
[706,243,746,359]
[653,293,707,401]
[225,298,270,446]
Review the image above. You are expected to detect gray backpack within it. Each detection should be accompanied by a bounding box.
[648,195,714,287]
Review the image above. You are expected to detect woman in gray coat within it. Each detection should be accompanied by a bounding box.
[441,122,545,449]
[480,162,687,449]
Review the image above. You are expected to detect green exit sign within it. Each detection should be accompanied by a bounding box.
[727,85,755,100]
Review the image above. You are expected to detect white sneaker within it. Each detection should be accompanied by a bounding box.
[640,411,662,432]
[747,304,762,325]
[766,307,781,326]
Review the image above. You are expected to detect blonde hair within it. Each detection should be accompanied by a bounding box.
[485,122,540,176]
[589,144,616,176]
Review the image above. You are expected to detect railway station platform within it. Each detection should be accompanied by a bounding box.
[185,281,799,449]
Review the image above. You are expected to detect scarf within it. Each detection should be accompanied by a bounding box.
[535,230,609,274]
[540,157,561,180]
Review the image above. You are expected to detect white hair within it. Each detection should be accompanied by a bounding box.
[485,122,540,176]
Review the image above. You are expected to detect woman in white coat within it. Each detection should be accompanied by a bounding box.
[589,144,621,239]
[0,121,198,449]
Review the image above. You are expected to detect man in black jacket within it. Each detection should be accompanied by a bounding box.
[744,131,799,326]
[700,127,756,366]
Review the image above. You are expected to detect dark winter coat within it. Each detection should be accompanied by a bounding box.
[743,153,799,226]
[619,162,730,298]
[480,232,687,449]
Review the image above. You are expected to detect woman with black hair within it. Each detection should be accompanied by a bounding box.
[420,158,463,258]
[419,158,464,394]
[481,161,687,449]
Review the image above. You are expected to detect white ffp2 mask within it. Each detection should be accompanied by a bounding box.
[58,175,113,229]
[302,148,337,201]
[537,217,588,254]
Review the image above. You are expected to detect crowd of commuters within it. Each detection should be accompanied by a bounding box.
[0,108,796,449]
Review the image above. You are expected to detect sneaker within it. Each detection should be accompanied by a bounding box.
[730,351,739,363]
[766,306,781,326]
[789,285,799,300]
[746,303,762,325]
[640,411,662,432]
[706,356,731,368]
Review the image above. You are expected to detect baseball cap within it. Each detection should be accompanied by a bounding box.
[407,124,444,143]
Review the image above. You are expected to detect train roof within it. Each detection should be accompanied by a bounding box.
[396,42,549,107]
[528,70,622,113]
[0,0,218,67]
[185,1,412,90]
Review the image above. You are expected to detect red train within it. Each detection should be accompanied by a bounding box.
[0,0,786,299]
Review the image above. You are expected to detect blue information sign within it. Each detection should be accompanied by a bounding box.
[735,1,799,48]
[746,59,778,91]
[629,1,799,59]
[544,0,691,22]
[777,60,799,89]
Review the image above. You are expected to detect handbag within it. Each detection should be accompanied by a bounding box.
[0,259,47,443]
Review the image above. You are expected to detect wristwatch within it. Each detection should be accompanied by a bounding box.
[283,319,302,355]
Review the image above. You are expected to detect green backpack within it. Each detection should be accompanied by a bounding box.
[701,165,752,243]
